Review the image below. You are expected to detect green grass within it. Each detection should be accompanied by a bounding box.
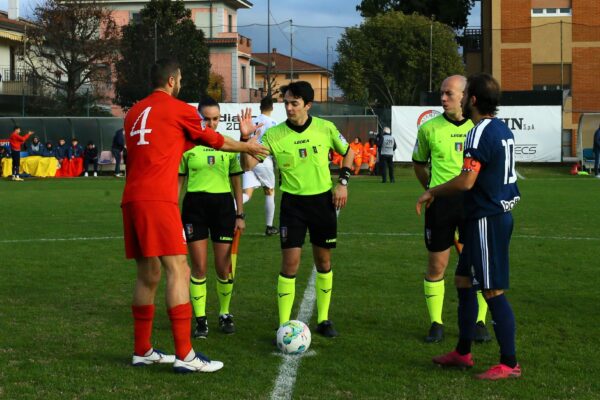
[1,166,599,399]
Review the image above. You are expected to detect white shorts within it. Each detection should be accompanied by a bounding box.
[243,157,275,189]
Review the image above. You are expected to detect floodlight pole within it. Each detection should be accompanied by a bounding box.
[290,19,294,82]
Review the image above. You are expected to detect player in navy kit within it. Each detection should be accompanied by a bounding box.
[416,73,521,380]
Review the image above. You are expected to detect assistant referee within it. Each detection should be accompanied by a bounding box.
[412,75,490,343]
[243,81,354,338]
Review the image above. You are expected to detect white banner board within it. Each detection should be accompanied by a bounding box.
[391,106,562,162]
[189,102,286,139]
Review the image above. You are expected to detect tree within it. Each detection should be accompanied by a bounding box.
[22,0,120,114]
[116,0,210,108]
[207,72,226,101]
[333,11,464,106]
[356,0,475,30]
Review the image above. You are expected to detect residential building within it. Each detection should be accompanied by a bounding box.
[0,7,40,113]
[464,0,600,156]
[253,49,331,102]
[104,0,258,107]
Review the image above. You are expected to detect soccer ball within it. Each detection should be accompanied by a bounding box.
[276,320,311,354]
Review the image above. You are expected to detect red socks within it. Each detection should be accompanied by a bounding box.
[131,304,155,356]
[167,303,193,360]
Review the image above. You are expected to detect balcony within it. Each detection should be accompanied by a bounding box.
[0,67,42,96]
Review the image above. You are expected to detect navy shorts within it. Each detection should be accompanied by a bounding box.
[181,192,235,243]
[455,212,514,290]
[279,191,337,249]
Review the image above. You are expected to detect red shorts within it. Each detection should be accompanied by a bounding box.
[122,201,187,259]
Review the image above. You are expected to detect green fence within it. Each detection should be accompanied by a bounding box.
[0,117,123,151]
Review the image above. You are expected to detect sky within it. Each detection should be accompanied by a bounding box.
[4,0,481,69]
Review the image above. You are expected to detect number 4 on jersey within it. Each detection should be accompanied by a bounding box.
[130,107,152,145]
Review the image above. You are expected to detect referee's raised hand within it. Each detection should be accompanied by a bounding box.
[238,107,263,141]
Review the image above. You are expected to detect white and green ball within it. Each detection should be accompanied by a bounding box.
[276,320,311,354]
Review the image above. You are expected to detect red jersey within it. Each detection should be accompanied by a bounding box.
[9,131,32,151]
[122,91,225,205]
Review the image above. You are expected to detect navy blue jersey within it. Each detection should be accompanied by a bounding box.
[463,118,521,219]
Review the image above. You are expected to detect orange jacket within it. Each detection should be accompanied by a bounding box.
[350,142,363,158]
[9,131,32,151]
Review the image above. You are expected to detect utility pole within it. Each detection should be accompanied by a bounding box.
[290,19,294,82]
[266,0,271,96]
[326,36,332,103]
[429,15,434,93]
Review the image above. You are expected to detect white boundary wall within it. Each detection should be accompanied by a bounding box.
[391,106,562,162]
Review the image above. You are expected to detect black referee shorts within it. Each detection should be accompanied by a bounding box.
[181,192,235,243]
[279,191,337,249]
[424,193,465,252]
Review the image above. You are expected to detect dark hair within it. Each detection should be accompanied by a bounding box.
[260,96,274,112]
[72,138,78,142]
[466,73,500,116]
[150,58,180,89]
[280,81,314,104]
[197,96,220,112]
[13,125,20,131]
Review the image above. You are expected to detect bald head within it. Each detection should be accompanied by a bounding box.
[440,75,467,121]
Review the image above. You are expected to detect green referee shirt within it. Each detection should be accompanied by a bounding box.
[260,116,349,195]
[412,113,473,188]
[179,145,243,193]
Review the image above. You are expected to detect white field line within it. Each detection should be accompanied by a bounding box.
[270,267,317,400]
[516,169,526,180]
[1,231,599,244]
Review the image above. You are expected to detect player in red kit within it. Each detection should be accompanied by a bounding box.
[124,58,268,373]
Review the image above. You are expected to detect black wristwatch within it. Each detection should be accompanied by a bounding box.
[338,177,348,186]
[236,213,246,220]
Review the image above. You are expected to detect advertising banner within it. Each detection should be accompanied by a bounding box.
[391,106,562,162]
[189,103,287,139]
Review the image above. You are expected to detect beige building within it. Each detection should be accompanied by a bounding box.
[464,0,600,156]
[253,49,331,102]
[102,0,260,110]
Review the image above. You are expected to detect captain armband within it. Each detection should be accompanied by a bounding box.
[462,157,481,173]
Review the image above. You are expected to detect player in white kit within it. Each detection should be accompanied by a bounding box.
[242,96,279,235]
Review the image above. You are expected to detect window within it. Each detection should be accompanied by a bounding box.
[531,8,571,16]
[131,12,141,24]
[228,15,232,33]
[284,73,299,80]
[241,65,246,89]
[533,64,571,90]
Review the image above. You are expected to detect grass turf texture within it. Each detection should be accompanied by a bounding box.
[1,166,599,399]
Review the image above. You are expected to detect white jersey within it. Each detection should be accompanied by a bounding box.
[244,113,278,189]
[252,114,277,141]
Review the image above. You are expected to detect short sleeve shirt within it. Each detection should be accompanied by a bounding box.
[463,118,521,219]
[412,113,473,188]
[179,145,242,193]
[122,91,224,205]
[260,116,349,195]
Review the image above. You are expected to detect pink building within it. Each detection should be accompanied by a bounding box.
[105,0,260,109]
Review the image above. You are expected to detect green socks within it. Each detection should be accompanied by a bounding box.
[216,278,234,316]
[316,269,333,323]
[277,274,296,325]
[424,279,445,324]
[190,276,207,318]
[476,289,488,323]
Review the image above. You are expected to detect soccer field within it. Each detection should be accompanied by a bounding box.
[1,166,599,400]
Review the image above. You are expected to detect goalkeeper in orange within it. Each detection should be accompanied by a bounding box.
[349,137,363,175]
